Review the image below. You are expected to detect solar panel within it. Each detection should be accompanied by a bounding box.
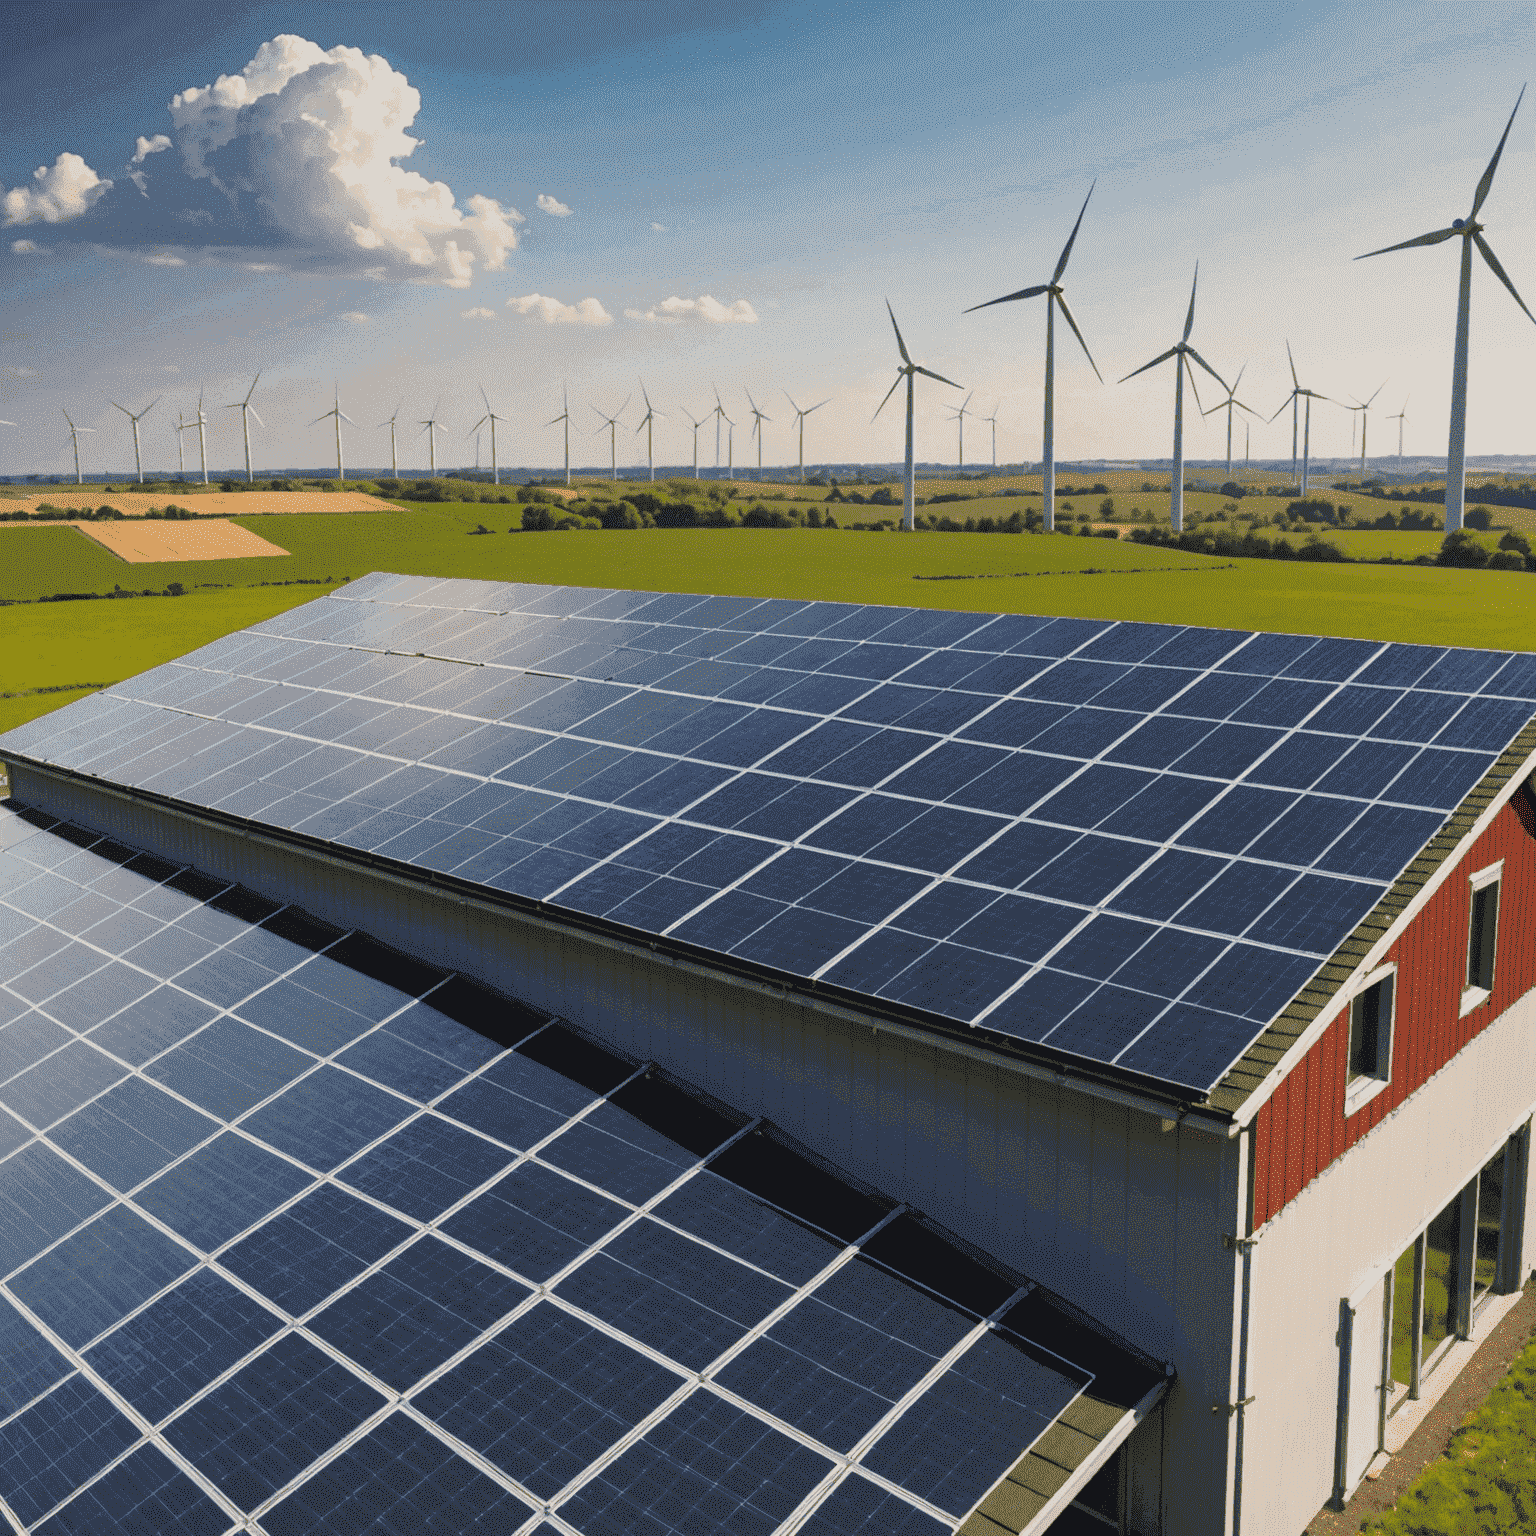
[7,579,1527,1096]
[0,804,1158,1533]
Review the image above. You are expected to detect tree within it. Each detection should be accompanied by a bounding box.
[1464,506,1492,530]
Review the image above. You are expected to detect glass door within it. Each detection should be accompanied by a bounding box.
[1473,1144,1508,1315]
[1421,1191,1462,1374]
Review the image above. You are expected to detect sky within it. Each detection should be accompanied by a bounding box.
[2,0,1533,480]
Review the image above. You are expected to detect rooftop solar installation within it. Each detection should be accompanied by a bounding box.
[0,803,1158,1535]
[4,574,1533,1101]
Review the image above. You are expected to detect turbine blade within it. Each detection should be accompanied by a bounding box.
[112,402,130,416]
[1118,346,1179,384]
[339,411,354,425]
[885,299,912,364]
[807,399,829,413]
[1182,262,1198,343]
[309,413,329,426]
[1474,232,1536,325]
[244,371,260,403]
[470,415,488,433]
[1267,390,1298,424]
[1052,179,1095,284]
[960,391,973,411]
[963,283,1049,313]
[145,395,162,416]
[1232,362,1246,392]
[1054,292,1102,382]
[873,372,904,421]
[1364,381,1385,407]
[783,391,802,414]
[1472,84,1525,217]
[1355,226,1460,259]
[248,409,265,428]
[915,366,963,389]
[480,385,491,411]
[1186,347,1228,392]
[1287,339,1298,389]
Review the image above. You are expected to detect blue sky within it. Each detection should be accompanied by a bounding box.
[2,1,1533,478]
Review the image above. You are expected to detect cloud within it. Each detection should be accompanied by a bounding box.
[651,222,667,232]
[2,153,112,225]
[340,310,370,324]
[624,295,757,325]
[8,35,525,287]
[145,252,185,266]
[460,306,496,319]
[162,364,181,373]
[537,193,572,217]
[10,239,45,254]
[506,293,613,326]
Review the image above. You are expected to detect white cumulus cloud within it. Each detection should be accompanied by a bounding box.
[460,306,496,319]
[2,153,112,225]
[624,295,757,325]
[132,135,173,164]
[651,222,666,231]
[537,193,572,217]
[10,239,44,254]
[506,293,613,327]
[341,310,370,324]
[145,253,185,266]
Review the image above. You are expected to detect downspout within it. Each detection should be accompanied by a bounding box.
[1230,1123,1258,1536]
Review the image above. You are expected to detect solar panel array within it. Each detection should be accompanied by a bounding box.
[0,804,1151,1535]
[5,574,1533,1099]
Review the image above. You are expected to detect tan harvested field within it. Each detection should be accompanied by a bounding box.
[70,518,291,563]
[0,489,399,516]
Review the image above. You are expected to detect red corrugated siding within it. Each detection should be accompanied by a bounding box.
[1252,792,1536,1227]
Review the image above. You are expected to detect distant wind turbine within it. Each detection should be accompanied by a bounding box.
[311,385,354,483]
[1118,264,1227,533]
[1267,343,1330,495]
[1200,364,1256,477]
[1391,398,1410,458]
[981,402,1000,468]
[945,391,974,469]
[592,396,630,480]
[471,387,508,485]
[174,411,188,476]
[711,385,728,477]
[379,402,402,477]
[873,300,963,532]
[783,392,829,482]
[62,410,94,485]
[635,382,665,480]
[964,182,1100,531]
[1355,86,1534,531]
[111,395,161,484]
[547,387,572,486]
[1347,382,1387,478]
[419,400,446,476]
[225,373,263,483]
[681,407,706,480]
[745,390,771,471]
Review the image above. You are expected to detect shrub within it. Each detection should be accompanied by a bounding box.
[520,504,555,531]
[1497,530,1532,556]
[1098,497,1115,518]
[1437,530,1490,568]
[1465,505,1492,530]
[1488,550,1526,572]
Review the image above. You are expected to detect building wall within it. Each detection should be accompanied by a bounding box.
[1252,792,1536,1227]
[1237,984,1536,1536]
[11,763,1250,1536]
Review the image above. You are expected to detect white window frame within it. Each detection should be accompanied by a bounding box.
[1460,860,1504,1017]
[1345,961,1397,1118]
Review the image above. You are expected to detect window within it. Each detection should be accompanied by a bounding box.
[1345,966,1394,1115]
[1462,862,1502,1014]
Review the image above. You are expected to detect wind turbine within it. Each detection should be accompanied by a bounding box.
[981,402,1000,468]
[1356,87,1533,532]
[945,391,973,469]
[471,387,508,485]
[745,389,771,471]
[1391,398,1410,458]
[190,390,209,484]
[225,373,263,483]
[964,182,1100,531]
[174,411,188,476]
[783,392,829,482]
[1118,264,1227,533]
[111,395,161,484]
[1199,364,1256,477]
[379,402,402,477]
[1267,343,1330,495]
[546,387,572,486]
[710,385,729,477]
[635,382,665,481]
[418,400,446,476]
[1347,382,1386,478]
[873,300,963,531]
[62,410,94,485]
[311,384,353,483]
[681,407,706,480]
[592,396,630,480]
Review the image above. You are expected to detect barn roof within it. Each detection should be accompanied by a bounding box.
[3,574,1535,1109]
[0,803,1161,1535]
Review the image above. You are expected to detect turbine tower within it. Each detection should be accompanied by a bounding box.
[311,385,354,483]
[981,402,1000,468]
[379,403,402,477]
[1267,343,1330,495]
[190,390,209,485]
[681,407,706,480]
[62,410,94,484]
[1347,382,1387,478]
[873,300,963,532]
[471,387,508,485]
[174,411,188,477]
[225,373,263,483]
[418,400,446,476]
[635,382,665,481]
[592,396,630,480]
[1118,264,1227,533]
[547,387,572,486]
[1356,87,1533,531]
[964,182,1100,531]
[1391,398,1410,458]
[111,395,161,484]
[783,392,829,482]
[711,385,728,477]
[1199,364,1256,477]
[945,392,974,469]
[746,389,771,471]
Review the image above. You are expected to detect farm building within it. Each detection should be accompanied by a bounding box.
[1,571,1534,1536]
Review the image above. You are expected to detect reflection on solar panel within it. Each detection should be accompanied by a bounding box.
[6,576,1531,1099]
[0,806,1158,1534]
